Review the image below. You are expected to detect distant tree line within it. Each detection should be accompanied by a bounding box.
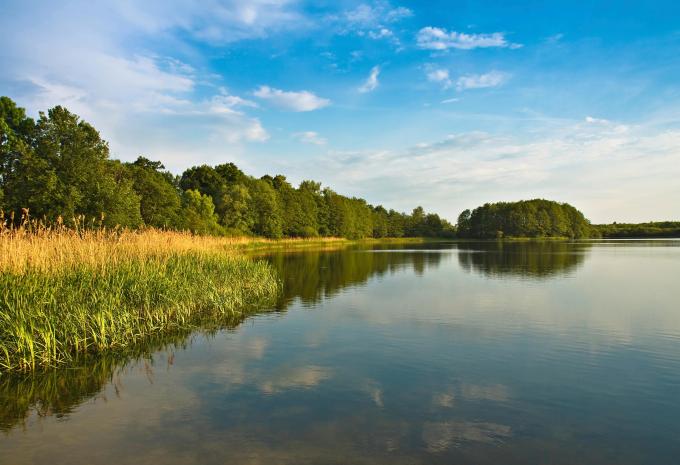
[0,97,454,239]
[456,199,595,239]
[594,221,680,238]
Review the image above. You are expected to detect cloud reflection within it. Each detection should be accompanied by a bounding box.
[422,421,512,452]
[259,365,332,394]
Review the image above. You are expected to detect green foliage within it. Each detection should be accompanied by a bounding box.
[248,178,283,238]
[457,199,594,239]
[126,157,182,228]
[179,165,228,216]
[221,183,253,233]
[1,100,142,227]
[179,189,224,235]
[595,221,680,238]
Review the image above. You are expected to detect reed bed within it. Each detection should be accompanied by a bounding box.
[0,218,281,372]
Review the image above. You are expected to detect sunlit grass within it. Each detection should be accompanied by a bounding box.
[0,217,281,372]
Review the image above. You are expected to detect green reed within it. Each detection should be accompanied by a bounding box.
[0,253,280,372]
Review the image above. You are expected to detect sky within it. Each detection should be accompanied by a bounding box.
[2,0,679,223]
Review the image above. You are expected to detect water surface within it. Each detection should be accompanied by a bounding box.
[2,241,680,464]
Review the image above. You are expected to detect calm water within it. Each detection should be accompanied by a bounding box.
[2,241,680,464]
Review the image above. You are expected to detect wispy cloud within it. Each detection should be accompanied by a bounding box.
[585,115,609,124]
[330,2,411,48]
[545,33,565,44]
[416,27,522,50]
[293,131,327,145]
[359,65,381,93]
[253,86,330,111]
[456,71,508,91]
[367,27,394,39]
[208,88,258,114]
[340,2,412,28]
[426,68,452,89]
[114,1,309,44]
[0,1,284,174]
[315,121,680,223]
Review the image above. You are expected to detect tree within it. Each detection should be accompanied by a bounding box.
[179,165,227,217]
[126,157,181,228]
[215,162,246,184]
[178,189,223,235]
[457,209,471,237]
[221,183,253,233]
[2,101,142,227]
[249,179,283,238]
[372,205,389,238]
[1,96,35,211]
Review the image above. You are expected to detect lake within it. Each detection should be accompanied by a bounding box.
[1,240,679,464]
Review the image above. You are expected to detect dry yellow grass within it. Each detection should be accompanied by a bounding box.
[0,215,282,371]
[0,214,350,275]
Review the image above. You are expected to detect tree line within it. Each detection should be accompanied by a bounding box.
[0,97,454,239]
[594,221,680,238]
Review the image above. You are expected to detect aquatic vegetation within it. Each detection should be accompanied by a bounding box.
[0,223,280,372]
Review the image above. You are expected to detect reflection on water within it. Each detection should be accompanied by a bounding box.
[0,323,247,431]
[2,241,680,465]
[456,241,590,278]
[267,245,446,308]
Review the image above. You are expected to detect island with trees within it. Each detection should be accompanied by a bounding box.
[456,199,595,239]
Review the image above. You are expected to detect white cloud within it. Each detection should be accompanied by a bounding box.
[368,28,394,39]
[0,2,280,175]
[359,66,381,93]
[441,97,460,104]
[330,2,411,48]
[294,131,327,145]
[385,5,413,22]
[585,115,609,124]
[416,27,521,50]
[546,33,565,44]
[427,68,452,89]
[341,3,412,28]
[253,86,330,111]
[208,88,258,114]
[114,0,309,44]
[456,71,508,91]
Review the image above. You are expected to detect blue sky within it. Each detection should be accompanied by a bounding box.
[2,1,679,222]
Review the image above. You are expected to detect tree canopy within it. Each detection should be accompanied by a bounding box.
[594,221,680,238]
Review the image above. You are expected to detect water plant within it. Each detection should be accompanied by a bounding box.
[0,217,281,372]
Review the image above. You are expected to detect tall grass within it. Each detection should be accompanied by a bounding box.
[0,217,281,372]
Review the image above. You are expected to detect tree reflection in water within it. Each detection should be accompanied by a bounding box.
[456,241,591,279]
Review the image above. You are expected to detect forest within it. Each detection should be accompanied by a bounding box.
[0,97,454,239]
[456,199,596,239]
